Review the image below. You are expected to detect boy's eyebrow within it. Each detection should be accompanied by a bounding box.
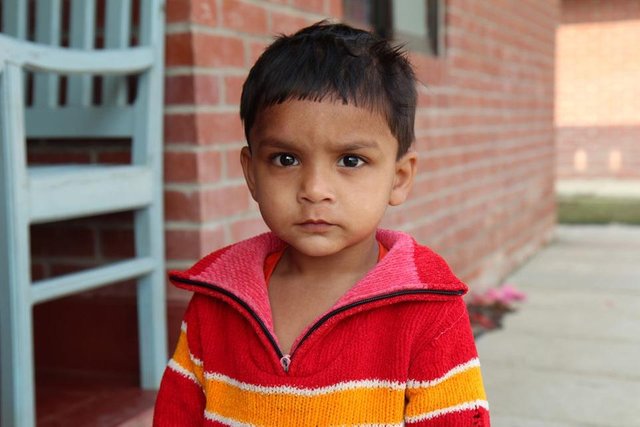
[337,140,381,152]
[256,138,382,152]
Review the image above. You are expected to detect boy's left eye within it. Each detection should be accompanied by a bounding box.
[338,155,365,168]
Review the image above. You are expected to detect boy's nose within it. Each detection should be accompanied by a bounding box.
[297,166,335,204]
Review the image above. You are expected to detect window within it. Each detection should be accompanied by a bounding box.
[343,0,445,56]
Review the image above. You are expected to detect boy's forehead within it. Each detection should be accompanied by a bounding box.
[250,99,395,146]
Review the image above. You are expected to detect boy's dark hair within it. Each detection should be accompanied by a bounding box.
[240,21,417,158]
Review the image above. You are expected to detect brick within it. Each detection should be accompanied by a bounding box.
[291,0,324,14]
[248,40,270,66]
[556,0,640,179]
[100,228,135,259]
[27,152,91,164]
[222,0,268,34]
[165,227,225,260]
[166,74,220,106]
[31,263,47,281]
[166,0,191,23]
[190,0,218,26]
[194,74,222,105]
[223,147,246,179]
[164,150,222,183]
[230,217,268,242]
[325,0,343,17]
[31,225,96,258]
[165,33,194,66]
[269,11,309,35]
[164,190,202,221]
[164,113,197,144]
[97,151,131,164]
[167,0,217,26]
[201,185,251,221]
[223,74,246,106]
[197,112,245,144]
[193,33,245,67]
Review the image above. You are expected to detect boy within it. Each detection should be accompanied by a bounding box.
[154,22,489,426]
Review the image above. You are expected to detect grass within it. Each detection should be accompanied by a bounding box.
[557,195,640,225]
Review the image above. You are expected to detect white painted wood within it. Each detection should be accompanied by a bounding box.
[25,106,134,138]
[1,1,28,38]
[103,0,133,105]
[31,257,156,304]
[0,62,36,427]
[68,0,97,106]
[134,0,169,389]
[0,34,154,75]
[34,0,62,107]
[28,165,153,223]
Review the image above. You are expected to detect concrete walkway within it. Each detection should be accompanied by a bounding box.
[476,224,640,427]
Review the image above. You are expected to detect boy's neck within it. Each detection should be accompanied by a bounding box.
[277,234,379,284]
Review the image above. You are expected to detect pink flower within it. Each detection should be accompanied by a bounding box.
[499,284,527,303]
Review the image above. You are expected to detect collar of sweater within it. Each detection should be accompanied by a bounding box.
[169,229,467,331]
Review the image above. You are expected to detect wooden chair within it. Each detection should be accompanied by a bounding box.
[0,1,167,425]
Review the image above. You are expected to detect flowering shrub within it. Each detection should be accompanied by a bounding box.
[467,284,526,338]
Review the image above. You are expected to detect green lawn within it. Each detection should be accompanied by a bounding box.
[557,195,640,225]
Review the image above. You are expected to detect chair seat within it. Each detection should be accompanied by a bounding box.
[28,164,154,224]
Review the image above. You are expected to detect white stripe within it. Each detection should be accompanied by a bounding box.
[181,321,187,333]
[205,410,405,427]
[190,352,203,367]
[204,371,405,396]
[406,358,481,389]
[168,358,201,387]
[405,399,489,423]
[204,411,257,427]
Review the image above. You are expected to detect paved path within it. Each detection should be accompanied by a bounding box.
[476,224,640,427]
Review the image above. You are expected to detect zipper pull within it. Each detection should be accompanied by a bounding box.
[280,354,291,373]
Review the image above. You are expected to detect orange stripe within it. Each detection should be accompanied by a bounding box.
[171,330,204,385]
[405,366,487,418]
[204,377,405,426]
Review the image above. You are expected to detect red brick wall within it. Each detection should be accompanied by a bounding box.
[556,0,640,179]
[388,0,558,288]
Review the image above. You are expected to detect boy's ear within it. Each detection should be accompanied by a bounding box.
[389,151,417,206]
[240,146,257,201]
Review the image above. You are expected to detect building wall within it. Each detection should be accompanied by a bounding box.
[30,0,559,385]
[556,0,640,179]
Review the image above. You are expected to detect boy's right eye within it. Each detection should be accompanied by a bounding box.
[271,153,299,167]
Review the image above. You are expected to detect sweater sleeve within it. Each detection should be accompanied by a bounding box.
[153,296,206,426]
[404,300,490,426]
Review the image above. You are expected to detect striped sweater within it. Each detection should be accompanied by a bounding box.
[153,229,490,426]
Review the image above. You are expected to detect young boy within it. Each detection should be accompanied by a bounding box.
[154,22,489,426]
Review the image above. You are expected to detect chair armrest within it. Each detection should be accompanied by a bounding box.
[0,33,154,75]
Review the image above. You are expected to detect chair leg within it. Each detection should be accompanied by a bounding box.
[0,167,36,427]
[0,282,36,427]
[135,207,168,389]
[1,61,36,427]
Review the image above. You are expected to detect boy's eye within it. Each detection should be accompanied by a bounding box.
[271,153,299,167]
[338,155,365,168]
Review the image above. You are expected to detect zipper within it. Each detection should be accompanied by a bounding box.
[171,276,463,373]
[289,288,464,358]
[171,277,285,360]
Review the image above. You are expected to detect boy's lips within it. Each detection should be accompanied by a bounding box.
[297,219,335,231]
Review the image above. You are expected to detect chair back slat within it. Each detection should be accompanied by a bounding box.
[33,0,62,108]
[103,0,133,106]
[68,0,97,106]
[1,1,28,38]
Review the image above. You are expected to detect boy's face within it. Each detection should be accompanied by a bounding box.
[241,99,416,258]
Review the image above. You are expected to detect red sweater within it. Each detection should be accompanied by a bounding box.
[154,229,490,426]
